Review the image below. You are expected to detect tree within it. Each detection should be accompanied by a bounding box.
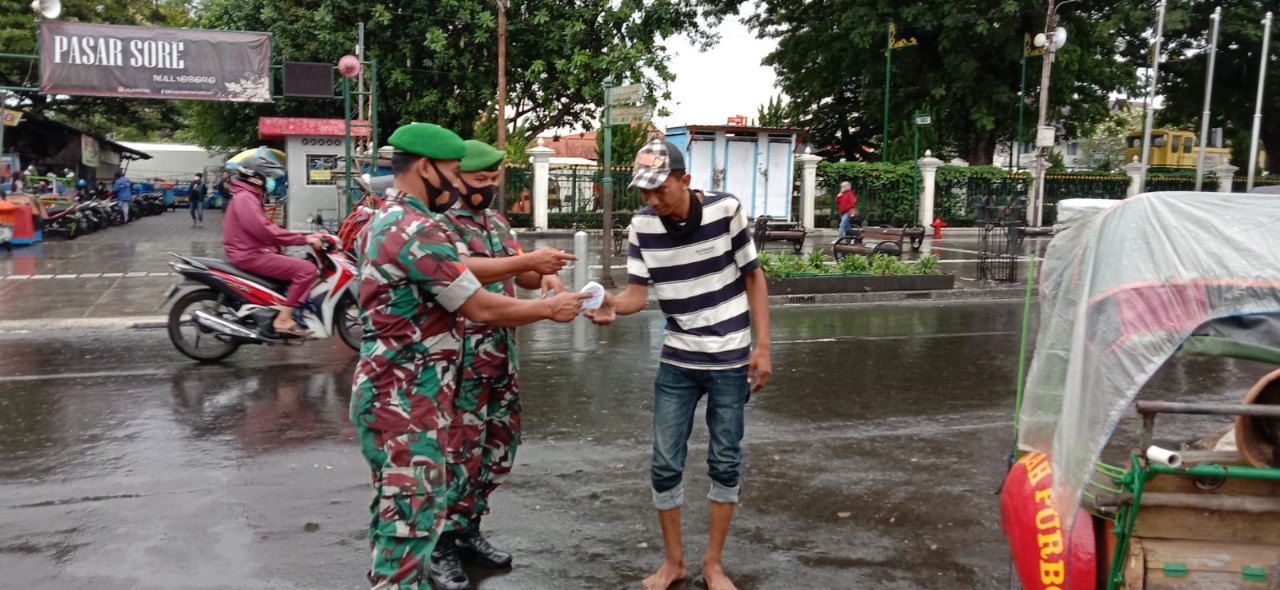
[1158,1,1280,173]
[755,95,793,127]
[0,0,196,138]
[184,0,718,150]
[700,0,1150,165]
[594,123,652,167]
[1076,103,1143,172]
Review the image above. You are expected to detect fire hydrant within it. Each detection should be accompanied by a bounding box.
[931,217,947,240]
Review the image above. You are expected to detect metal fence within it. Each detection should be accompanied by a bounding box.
[939,175,1028,226]
[1042,174,1128,225]
[1232,176,1280,193]
[503,165,639,228]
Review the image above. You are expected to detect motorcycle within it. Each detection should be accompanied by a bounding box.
[138,191,166,216]
[42,199,85,240]
[162,235,362,363]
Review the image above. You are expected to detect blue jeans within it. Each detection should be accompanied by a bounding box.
[189,196,204,222]
[119,200,131,223]
[838,212,854,239]
[651,362,750,510]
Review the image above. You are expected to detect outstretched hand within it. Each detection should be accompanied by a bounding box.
[584,292,617,325]
[546,291,590,323]
[526,247,577,275]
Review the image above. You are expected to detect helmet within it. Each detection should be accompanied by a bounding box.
[226,147,286,188]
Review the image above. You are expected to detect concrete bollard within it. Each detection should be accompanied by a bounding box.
[573,230,589,290]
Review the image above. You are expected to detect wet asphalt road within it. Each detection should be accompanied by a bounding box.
[0,301,1270,590]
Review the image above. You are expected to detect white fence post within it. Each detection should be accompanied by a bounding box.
[528,139,554,230]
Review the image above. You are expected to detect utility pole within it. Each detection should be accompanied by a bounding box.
[1031,0,1058,228]
[1187,8,1218,190]
[496,0,510,212]
[1195,7,1222,192]
[1248,12,1273,192]
[1138,0,1168,194]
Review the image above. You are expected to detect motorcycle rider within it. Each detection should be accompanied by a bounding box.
[221,148,328,337]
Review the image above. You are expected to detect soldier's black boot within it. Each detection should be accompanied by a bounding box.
[457,517,513,569]
[428,533,472,590]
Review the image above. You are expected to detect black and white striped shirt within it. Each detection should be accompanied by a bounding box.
[627,192,761,369]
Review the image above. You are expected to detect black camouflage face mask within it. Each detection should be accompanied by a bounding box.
[462,180,498,211]
[421,160,460,213]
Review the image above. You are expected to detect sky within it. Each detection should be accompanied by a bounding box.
[651,18,781,131]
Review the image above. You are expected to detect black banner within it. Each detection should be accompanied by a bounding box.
[40,22,272,103]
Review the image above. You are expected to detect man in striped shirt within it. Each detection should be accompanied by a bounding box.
[587,139,771,590]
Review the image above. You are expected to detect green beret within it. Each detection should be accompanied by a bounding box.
[460,140,507,172]
[387,123,467,160]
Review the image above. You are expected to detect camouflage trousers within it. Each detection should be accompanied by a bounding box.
[443,370,521,532]
[357,424,450,589]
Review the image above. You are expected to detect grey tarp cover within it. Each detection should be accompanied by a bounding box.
[1017,191,1280,528]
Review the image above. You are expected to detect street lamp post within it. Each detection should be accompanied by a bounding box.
[913,112,931,226]
[1248,12,1273,192]
[882,23,917,162]
[1016,36,1045,172]
[1138,0,1168,195]
[1195,7,1222,192]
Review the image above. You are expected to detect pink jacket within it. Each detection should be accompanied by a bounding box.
[222,178,307,265]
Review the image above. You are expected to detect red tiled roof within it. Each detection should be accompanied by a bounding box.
[533,126,663,160]
[534,132,599,160]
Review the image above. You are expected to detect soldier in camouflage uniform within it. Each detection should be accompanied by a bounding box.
[350,123,587,590]
[428,140,572,590]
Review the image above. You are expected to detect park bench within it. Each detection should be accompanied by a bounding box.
[831,225,925,260]
[753,215,807,253]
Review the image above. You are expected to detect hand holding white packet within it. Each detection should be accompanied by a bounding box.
[580,281,605,310]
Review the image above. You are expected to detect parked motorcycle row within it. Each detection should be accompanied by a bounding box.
[42,189,170,240]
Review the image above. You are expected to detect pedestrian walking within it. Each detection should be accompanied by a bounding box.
[586,139,772,590]
[836,181,857,239]
[426,140,572,590]
[189,173,207,226]
[350,122,587,590]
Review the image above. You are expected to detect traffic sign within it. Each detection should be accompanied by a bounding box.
[610,105,652,125]
[914,114,932,126]
[607,84,644,105]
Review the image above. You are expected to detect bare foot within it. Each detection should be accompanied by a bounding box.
[642,560,688,590]
[702,561,737,590]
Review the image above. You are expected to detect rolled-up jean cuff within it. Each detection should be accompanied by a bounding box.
[652,483,684,510]
[708,480,740,504]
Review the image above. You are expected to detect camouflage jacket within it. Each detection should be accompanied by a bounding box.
[435,203,522,376]
[349,188,483,430]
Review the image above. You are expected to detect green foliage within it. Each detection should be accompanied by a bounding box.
[761,251,935,277]
[756,95,795,127]
[1046,150,1067,173]
[474,106,532,165]
[806,250,829,270]
[595,124,653,169]
[698,0,1148,164]
[835,252,870,273]
[185,0,718,149]
[1159,2,1280,173]
[817,160,1027,225]
[917,254,940,275]
[1076,105,1143,172]
[816,161,917,224]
